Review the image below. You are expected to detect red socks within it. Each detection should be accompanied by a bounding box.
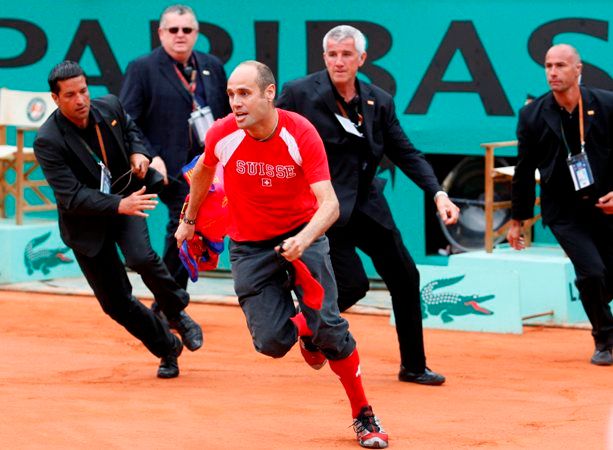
[291,259,324,310]
[292,314,368,418]
[329,348,369,418]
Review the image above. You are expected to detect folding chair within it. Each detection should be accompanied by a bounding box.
[482,140,541,253]
[0,87,57,224]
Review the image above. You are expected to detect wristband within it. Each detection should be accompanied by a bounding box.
[182,217,196,225]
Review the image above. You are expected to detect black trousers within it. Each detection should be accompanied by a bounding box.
[327,210,426,372]
[159,176,190,290]
[73,215,189,358]
[548,208,613,350]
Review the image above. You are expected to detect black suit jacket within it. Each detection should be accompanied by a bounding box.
[512,86,613,224]
[277,70,441,229]
[34,95,149,257]
[120,47,231,178]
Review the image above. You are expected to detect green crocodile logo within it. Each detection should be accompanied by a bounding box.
[421,275,494,323]
[24,232,73,275]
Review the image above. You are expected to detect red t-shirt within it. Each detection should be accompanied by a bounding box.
[202,108,330,242]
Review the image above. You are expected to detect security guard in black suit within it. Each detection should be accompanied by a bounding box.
[120,4,231,289]
[508,44,613,366]
[277,25,460,384]
[34,61,202,378]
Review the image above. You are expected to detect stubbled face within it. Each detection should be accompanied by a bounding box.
[323,37,366,87]
[158,12,198,63]
[226,65,275,132]
[52,75,90,127]
[545,46,582,94]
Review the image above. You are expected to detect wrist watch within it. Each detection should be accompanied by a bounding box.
[182,217,196,225]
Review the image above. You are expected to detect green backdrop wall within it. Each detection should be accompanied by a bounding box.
[1,1,611,266]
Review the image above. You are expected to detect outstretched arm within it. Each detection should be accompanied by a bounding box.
[118,186,158,217]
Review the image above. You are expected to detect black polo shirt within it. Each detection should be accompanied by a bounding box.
[558,104,581,156]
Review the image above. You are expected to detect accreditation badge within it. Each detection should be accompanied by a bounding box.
[566,152,594,191]
[99,161,112,193]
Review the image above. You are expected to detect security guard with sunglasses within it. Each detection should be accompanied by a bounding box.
[120,4,231,290]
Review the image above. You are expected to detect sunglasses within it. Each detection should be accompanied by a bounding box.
[165,27,195,34]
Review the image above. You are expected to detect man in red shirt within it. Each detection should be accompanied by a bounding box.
[175,60,389,448]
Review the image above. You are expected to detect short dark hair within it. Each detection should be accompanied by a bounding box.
[238,60,276,92]
[48,61,86,94]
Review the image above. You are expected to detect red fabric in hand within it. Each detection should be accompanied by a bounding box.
[291,259,324,310]
[290,312,313,337]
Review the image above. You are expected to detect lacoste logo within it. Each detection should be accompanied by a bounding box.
[24,232,73,275]
[420,275,494,323]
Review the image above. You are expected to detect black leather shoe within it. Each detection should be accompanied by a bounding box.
[168,310,203,352]
[398,366,446,385]
[590,348,613,366]
[157,335,183,379]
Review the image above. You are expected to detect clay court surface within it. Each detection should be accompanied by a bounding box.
[1,290,612,449]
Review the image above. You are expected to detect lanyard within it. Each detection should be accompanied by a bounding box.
[94,123,109,166]
[173,63,199,110]
[560,90,585,157]
[335,99,363,127]
[77,123,109,166]
[578,90,585,153]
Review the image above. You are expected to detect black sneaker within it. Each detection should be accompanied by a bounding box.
[352,405,388,448]
[157,335,183,379]
[167,310,203,352]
